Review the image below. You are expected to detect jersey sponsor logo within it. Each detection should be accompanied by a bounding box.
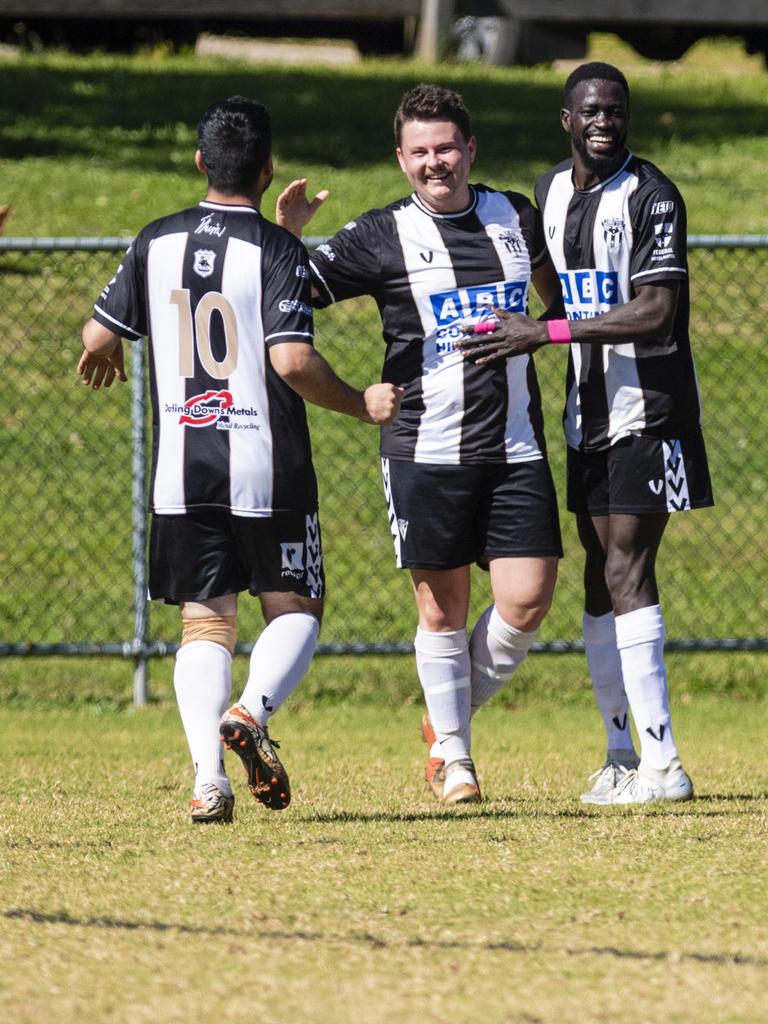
[193,249,217,278]
[651,200,675,215]
[601,217,625,249]
[195,213,226,238]
[559,269,619,315]
[295,265,309,278]
[178,389,233,427]
[343,220,357,231]
[430,280,527,327]
[316,243,336,261]
[278,298,313,316]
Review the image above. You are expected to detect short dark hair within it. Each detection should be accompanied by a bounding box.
[197,96,272,193]
[564,62,630,106]
[394,83,472,144]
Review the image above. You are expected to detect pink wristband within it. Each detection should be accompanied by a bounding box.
[546,319,572,344]
[473,319,496,334]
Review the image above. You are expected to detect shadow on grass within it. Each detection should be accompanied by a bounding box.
[1,61,764,177]
[6,908,767,967]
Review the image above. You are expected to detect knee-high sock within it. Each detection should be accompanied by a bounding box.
[615,605,678,770]
[469,605,537,715]
[238,612,320,727]
[414,627,471,765]
[174,640,232,793]
[583,611,635,758]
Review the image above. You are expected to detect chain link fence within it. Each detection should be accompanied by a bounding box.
[1,237,767,700]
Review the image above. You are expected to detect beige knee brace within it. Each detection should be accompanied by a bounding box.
[181,616,237,654]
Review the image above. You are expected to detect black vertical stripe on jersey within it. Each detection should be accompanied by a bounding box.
[181,235,231,508]
[562,192,610,449]
[377,226,427,462]
[435,212,509,462]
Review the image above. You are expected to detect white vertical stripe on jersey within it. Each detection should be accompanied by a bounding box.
[476,190,541,462]
[542,169,584,447]
[222,237,273,516]
[591,177,644,442]
[147,233,189,513]
[393,205,464,464]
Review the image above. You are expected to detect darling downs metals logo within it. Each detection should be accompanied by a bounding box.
[172,391,262,431]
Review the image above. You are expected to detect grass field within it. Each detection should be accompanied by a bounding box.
[2,695,767,1024]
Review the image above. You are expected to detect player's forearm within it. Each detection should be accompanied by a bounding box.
[562,282,679,347]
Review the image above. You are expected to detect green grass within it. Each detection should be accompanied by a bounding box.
[2,695,767,1023]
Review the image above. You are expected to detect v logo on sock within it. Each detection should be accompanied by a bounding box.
[646,723,666,742]
[261,695,274,713]
[612,714,628,731]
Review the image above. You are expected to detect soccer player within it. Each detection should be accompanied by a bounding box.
[277,84,563,805]
[78,96,402,823]
[458,63,714,804]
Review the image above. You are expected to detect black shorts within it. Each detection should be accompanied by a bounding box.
[382,457,562,571]
[148,508,325,604]
[567,432,714,517]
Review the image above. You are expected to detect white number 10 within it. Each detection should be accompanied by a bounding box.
[170,289,239,379]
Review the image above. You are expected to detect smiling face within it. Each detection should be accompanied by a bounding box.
[396,118,476,214]
[562,78,629,187]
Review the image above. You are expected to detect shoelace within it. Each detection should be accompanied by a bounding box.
[611,766,640,795]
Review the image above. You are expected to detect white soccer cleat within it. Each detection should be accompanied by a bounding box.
[580,753,639,805]
[190,781,235,824]
[607,758,694,805]
[442,758,481,805]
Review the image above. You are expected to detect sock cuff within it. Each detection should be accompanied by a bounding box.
[488,607,537,653]
[414,627,469,657]
[582,610,616,646]
[175,639,232,664]
[615,605,665,648]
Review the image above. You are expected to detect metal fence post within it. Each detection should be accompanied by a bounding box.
[131,335,149,706]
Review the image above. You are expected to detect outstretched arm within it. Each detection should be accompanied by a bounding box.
[458,281,679,366]
[269,341,403,425]
[276,178,329,240]
[78,318,128,388]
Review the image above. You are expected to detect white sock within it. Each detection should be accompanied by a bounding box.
[174,640,232,795]
[238,612,320,727]
[469,605,537,714]
[583,611,636,759]
[414,627,471,766]
[615,605,679,771]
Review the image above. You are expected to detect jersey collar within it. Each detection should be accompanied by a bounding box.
[411,184,478,219]
[573,151,633,194]
[198,201,260,214]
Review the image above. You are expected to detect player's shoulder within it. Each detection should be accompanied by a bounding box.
[535,159,574,200]
[627,155,684,200]
[473,182,537,214]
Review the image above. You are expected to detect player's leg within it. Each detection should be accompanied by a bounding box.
[148,511,239,823]
[567,445,637,800]
[411,565,477,804]
[468,459,561,718]
[177,594,237,823]
[469,555,557,715]
[220,509,325,811]
[604,511,692,802]
[383,459,483,803]
[576,512,638,802]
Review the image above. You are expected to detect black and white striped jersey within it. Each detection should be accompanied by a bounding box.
[92,201,317,516]
[536,152,704,451]
[310,184,550,465]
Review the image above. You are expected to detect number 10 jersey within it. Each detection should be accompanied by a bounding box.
[92,202,318,517]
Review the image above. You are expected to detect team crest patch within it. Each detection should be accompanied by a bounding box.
[602,217,625,249]
[495,228,524,254]
[193,249,216,278]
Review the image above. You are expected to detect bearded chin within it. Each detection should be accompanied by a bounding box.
[573,135,625,177]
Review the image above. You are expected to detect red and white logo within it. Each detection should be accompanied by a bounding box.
[179,389,234,427]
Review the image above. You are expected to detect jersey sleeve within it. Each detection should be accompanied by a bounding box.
[630,182,688,288]
[518,197,548,270]
[309,213,383,307]
[261,234,315,347]
[92,237,147,339]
